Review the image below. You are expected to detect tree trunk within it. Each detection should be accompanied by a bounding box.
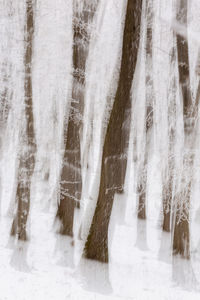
[173,0,193,258]
[162,44,177,232]
[0,62,11,132]
[56,1,98,236]
[84,0,143,263]
[137,0,154,220]
[0,3,13,141]
[10,0,36,241]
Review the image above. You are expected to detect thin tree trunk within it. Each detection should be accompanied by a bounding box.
[0,2,13,139]
[56,1,98,236]
[0,62,11,132]
[162,44,177,232]
[84,0,143,263]
[137,0,154,219]
[10,0,36,241]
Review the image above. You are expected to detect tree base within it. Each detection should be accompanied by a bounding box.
[163,211,170,232]
[84,237,109,263]
[56,197,75,237]
[173,218,190,259]
[138,193,146,220]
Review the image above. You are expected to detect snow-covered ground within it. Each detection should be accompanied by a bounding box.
[0,162,200,300]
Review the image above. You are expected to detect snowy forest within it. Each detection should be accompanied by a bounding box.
[1,0,200,299]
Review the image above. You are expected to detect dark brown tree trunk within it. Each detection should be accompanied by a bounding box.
[172,79,199,257]
[56,1,98,236]
[173,0,193,258]
[137,0,154,220]
[84,0,143,263]
[10,0,36,241]
[173,180,191,259]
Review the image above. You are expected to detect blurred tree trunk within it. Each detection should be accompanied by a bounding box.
[0,62,12,134]
[84,0,143,263]
[137,0,154,219]
[10,0,36,241]
[173,0,194,259]
[162,43,177,232]
[56,1,98,236]
[0,2,13,141]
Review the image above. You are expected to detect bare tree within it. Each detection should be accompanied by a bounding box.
[162,42,177,232]
[84,0,143,263]
[137,0,154,220]
[10,0,36,241]
[172,0,195,259]
[56,1,98,236]
[0,1,14,148]
[0,62,11,125]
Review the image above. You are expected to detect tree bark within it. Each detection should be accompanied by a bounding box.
[0,62,11,132]
[10,0,36,241]
[162,44,177,232]
[56,1,98,236]
[172,0,194,258]
[137,0,154,220]
[84,0,143,263]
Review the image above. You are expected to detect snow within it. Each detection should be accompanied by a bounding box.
[1,0,200,299]
[0,202,199,300]
[0,155,200,300]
